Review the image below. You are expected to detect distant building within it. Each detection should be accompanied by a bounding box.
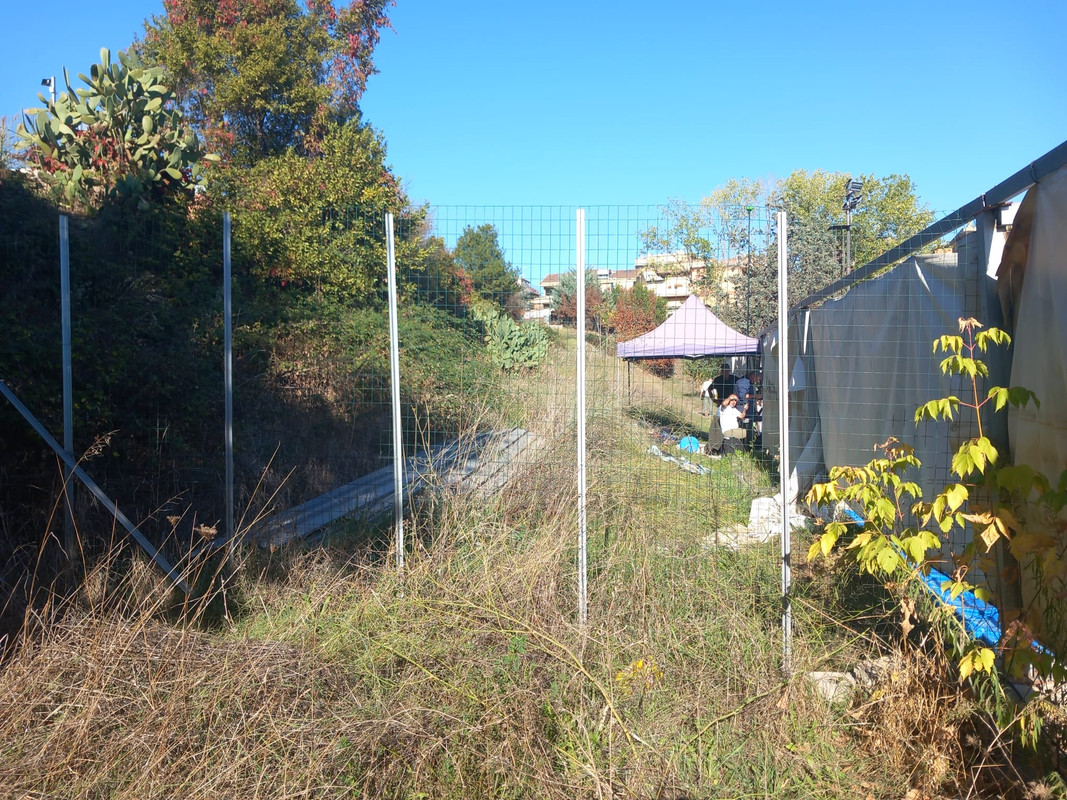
[604,251,744,311]
[536,251,746,318]
[539,273,562,300]
[598,268,640,293]
[521,275,552,321]
[516,275,539,300]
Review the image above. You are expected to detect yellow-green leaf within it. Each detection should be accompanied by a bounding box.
[978,647,996,672]
[820,531,837,557]
[945,483,968,512]
[958,655,974,682]
[846,531,872,550]
[988,386,1009,411]
[875,546,901,575]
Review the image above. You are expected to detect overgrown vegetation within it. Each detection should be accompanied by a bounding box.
[1,0,504,609]
[3,334,1060,798]
[807,318,1067,779]
[3,3,1065,795]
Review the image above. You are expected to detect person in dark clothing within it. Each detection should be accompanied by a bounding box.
[734,370,761,446]
[710,362,735,405]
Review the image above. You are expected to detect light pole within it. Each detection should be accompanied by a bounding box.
[842,178,863,273]
[745,205,753,336]
[41,76,56,107]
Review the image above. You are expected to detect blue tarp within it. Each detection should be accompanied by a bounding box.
[918,565,1002,647]
[678,435,701,453]
[835,506,1001,647]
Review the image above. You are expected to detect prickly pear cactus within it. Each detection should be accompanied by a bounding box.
[16,48,217,205]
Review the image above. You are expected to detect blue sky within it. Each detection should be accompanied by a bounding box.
[5,0,1066,218]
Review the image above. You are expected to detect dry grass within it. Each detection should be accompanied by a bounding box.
[0,335,1062,799]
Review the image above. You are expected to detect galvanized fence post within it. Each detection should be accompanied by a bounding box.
[224,212,235,560]
[59,214,75,563]
[385,212,405,573]
[576,208,588,627]
[776,210,792,674]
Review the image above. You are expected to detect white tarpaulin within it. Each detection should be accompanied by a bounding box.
[1003,166,1067,488]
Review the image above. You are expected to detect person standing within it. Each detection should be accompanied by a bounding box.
[738,371,755,416]
[734,370,758,444]
[699,376,715,415]
[710,362,735,406]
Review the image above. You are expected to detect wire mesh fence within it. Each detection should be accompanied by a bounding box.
[0,185,1043,627]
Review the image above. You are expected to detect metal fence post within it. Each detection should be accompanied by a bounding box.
[776,210,792,674]
[576,208,587,627]
[60,214,75,563]
[385,212,405,573]
[223,212,234,560]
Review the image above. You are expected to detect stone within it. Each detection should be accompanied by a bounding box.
[806,670,857,705]
[850,656,896,688]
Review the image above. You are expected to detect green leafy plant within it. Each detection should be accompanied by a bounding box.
[16,49,216,206]
[807,318,1067,743]
[229,119,406,302]
[472,303,548,372]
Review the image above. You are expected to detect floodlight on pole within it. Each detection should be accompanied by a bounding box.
[842,178,863,273]
[41,76,56,107]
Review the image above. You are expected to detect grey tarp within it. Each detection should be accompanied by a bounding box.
[616,294,759,359]
[1001,165,1067,499]
[998,165,1067,617]
[760,252,1008,559]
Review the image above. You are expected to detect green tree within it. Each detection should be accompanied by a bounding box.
[612,283,671,377]
[138,0,393,166]
[639,197,718,283]
[453,224,519,311]
[15,49,214,207]
[775,169,934,274]
[663,170,935,335]
[399,228,469,312]
[230,117,408,302]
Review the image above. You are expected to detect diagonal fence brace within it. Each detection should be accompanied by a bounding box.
[0,378,189,594]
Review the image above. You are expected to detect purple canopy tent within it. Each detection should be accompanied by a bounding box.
[616,294,759,359]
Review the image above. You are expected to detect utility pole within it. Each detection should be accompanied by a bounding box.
[745,205,753,336]
[843,179,863,274]
[41,76,56,107]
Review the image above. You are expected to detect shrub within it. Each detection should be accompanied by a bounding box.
[807,318,1063,747]
[472,303,548,372]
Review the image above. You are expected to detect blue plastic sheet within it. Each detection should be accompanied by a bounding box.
[916,564,1002,647]
[838,506,1002,647]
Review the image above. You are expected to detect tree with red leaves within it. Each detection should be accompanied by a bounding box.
[613,283,673,378]
[552,269,606,332]
[138,0,393,166]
